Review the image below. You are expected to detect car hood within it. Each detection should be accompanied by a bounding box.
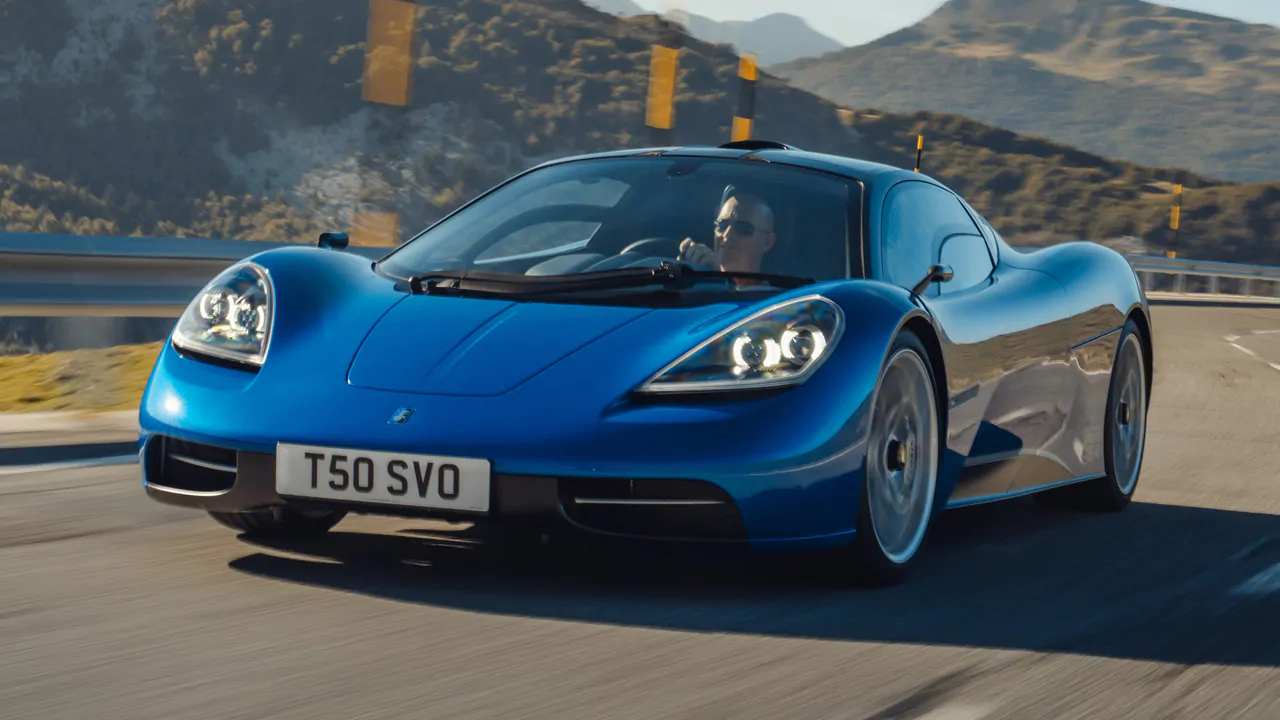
[346,294,746,397]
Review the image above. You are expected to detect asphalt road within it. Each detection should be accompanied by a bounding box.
[2,303,1279,720]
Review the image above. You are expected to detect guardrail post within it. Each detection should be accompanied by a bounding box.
[1174,273,1186,294]
[1242,278,1252,297]
[1208,275,1219,295]
[1140,271,1152,293]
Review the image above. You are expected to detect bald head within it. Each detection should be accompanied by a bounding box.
[722,194,773,232]
[714,194,776,274]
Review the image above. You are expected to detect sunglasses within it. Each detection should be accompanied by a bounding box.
[715,219,763,236]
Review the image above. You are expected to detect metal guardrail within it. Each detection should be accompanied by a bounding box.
[0,232,387,317]
[1125,254,1280,301]
[3,232,1280,317]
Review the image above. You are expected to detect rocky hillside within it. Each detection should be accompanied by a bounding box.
[0,0,1276,266]
[773,0,1280,184]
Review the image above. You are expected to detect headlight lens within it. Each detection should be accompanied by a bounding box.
[172,262,274,366]
[637,295,844,394]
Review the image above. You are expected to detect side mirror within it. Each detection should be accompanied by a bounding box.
[910,264,953,296]
[318,232,349,250]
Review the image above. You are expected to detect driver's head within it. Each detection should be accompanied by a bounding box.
[713,194,776,274]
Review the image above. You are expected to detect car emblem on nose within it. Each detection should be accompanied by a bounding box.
[388,407,414,425]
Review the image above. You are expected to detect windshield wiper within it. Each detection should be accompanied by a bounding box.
[680,268,815,289]
[408,264,686,296]
[408,263,813,297]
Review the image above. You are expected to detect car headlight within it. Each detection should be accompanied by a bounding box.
[172,261,274,367]
[636,295,844,394]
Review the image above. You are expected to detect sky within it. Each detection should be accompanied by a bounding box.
[635,0,1280,47]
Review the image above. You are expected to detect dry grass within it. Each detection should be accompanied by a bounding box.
[0,342,163,413]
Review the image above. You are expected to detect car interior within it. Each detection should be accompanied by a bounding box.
[456,171,862,283]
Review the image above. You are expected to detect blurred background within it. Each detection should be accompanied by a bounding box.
[1,0,1278,411]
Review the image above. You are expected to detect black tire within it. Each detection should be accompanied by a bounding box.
[1036,318,1149,511]
[1078,318,1149,510]
[841,329,943,587]
[209,507,347,537]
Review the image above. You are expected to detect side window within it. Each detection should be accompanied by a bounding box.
[980,220,998,263]
[956,197,999,264]
[881,181,981,295]
[939,234,994,293]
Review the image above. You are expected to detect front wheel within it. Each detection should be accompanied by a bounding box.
[843,330,942,586]
[209,507,347,538]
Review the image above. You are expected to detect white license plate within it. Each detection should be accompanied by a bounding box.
[275,443,491,513]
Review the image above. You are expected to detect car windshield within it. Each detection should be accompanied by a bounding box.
[376,155,863,298]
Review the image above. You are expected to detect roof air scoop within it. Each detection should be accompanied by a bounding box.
[718,140,798,151]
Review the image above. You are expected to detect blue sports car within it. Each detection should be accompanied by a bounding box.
[139,140,1153,584]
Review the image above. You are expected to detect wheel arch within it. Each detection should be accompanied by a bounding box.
[843,307,952,582]
[1126,305,1155,404]
[896,308,962,515]
[900,314,949,432]
[898,314,951,512]
[823,283,953,507]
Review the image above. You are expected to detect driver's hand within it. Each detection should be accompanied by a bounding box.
[679,238,718,268]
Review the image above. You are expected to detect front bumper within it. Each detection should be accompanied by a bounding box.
[139,333,876,547]
[141,434,759,544]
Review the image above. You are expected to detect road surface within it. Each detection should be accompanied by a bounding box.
[2,303,1278,719]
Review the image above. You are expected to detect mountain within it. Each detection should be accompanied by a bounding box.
[581,0,648,17]
[0,0,1276,270]
[664,10,844,66]
[581,1,844,66]
[772,0,1280,184]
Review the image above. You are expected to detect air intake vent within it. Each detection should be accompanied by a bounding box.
[156,437,238,493]
[559,477,745,541]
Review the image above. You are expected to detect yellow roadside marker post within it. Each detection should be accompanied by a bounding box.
[356,0,415,247]
[640,42,680,146]
[1167,183,1183,260]
[731,53,758,142]
[351,211,401,249]
[646,43,679,146]
[914,135,924,173]
[362,0,414,107]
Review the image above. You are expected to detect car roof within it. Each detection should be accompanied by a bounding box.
[529,141,913,187]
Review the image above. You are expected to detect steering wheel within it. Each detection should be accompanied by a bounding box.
[618,237,681,258]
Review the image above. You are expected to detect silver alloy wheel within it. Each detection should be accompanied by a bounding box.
[1111,333,1147,495]
[866,348,939,565]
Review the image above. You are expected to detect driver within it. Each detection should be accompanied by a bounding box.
[678,193,776,275]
